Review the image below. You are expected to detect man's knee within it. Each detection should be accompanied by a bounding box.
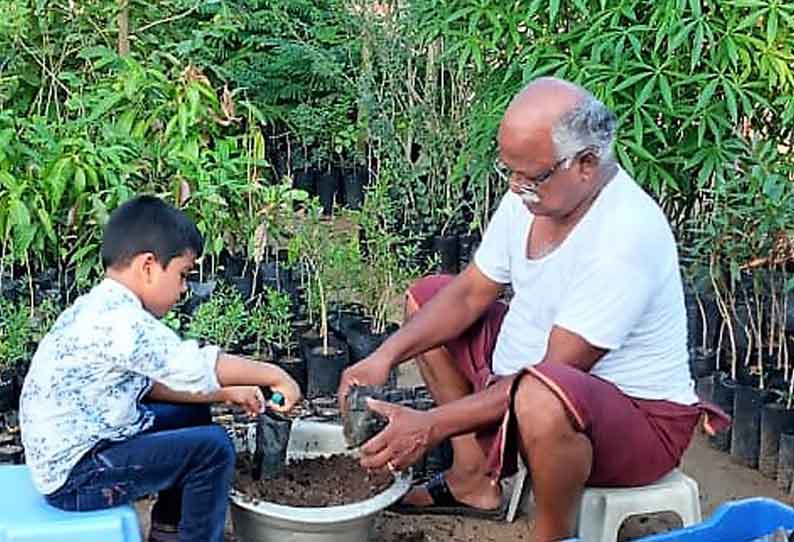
[514,373,572,443]
[404,298,417,321]
[404,279,425,319]
[404,275,450,319]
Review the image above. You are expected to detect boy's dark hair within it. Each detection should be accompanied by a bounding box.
[101,195,204,270]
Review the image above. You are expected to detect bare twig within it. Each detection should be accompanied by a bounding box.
[742,254,793,270]
[135,2,201,34]
[15,39,72,99]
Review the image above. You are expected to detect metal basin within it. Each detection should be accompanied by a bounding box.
[230,420,411,542]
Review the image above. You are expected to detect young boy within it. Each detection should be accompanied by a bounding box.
[20,195,301,542]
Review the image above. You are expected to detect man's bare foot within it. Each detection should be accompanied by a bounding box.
[401,469,502,510]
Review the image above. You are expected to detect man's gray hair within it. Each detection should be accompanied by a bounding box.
[551,94,617,164]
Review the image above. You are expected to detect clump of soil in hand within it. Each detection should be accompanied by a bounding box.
[343,385,389,448]
[236,454,393,507]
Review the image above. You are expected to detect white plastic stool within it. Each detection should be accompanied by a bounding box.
[576,469,702,542]
[513,467,702,540]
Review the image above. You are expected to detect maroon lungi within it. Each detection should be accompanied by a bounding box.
[407,274,730,486]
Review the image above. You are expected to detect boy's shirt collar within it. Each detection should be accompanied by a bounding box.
[99,276,143,310]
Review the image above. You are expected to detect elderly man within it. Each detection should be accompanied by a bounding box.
[338,78,727,541]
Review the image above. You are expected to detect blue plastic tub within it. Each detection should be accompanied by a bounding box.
[637,497,794,542]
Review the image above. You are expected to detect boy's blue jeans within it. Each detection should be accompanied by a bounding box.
[45,403,234,542]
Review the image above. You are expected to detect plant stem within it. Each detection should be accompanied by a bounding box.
[694,291,708,352]
[318,276,328,356]
[0,236,7,292]
[118,0,130,56]
[26,255,34,317]
[250,264,259,301]
[788,367,794,411]
[710,255,737,378]
[778,294,794,380]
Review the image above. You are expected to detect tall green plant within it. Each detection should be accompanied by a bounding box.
[355,169,418,333]
[410,0,794,230]
[287,200,360,354]
[685,138,794,384]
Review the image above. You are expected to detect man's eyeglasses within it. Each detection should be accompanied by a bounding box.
[493,147,596,190]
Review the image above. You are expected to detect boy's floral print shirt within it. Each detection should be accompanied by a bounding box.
[20,278,220,494]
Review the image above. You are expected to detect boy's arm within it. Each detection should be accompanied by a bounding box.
[214,353,301,412]
[147,382,268,417]
[124,315,300,411]
[215,353,288,387]
[147,382,226,403]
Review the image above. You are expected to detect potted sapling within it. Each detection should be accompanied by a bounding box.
[288,202,350,397]
[347,180,414,366]
[264,288,306,393]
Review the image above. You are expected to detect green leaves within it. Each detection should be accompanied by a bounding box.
[0,298,35,368]
[0,0,792,325]
[397,0,794,233]
[185,283,250,350]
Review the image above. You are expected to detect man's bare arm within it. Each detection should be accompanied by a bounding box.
[378,265,503,367]
[338,265,503,407]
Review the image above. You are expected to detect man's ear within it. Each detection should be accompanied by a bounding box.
[578,152,600,182]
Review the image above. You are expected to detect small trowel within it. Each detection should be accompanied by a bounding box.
[252,388,293,481]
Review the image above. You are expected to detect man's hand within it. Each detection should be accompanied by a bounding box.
[221,386,266,417]
[337,353,393,411]
[359,399,436,472]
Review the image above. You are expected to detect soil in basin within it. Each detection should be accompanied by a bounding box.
[235,454,394,507]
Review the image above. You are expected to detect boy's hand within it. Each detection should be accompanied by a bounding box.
[214,355,302,413]
[222,386,266,417]
[268,373,302,414]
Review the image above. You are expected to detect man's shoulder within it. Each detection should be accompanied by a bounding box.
[494,190,523,216]
[596,170,676,245]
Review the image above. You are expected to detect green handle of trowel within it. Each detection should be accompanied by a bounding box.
[270,391,285,407]
[259,386,286,407]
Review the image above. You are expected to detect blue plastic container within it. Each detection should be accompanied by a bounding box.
[638,497,794,542]
[0,465,142,542]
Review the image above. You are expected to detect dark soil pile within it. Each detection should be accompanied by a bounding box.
[235,454,393,507]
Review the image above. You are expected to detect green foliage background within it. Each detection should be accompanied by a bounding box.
[1,0,793,333]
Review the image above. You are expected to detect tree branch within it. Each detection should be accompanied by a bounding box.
[135,2,201,35]
[118,0,130,56]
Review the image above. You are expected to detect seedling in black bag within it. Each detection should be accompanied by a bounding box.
[342,386,389,449]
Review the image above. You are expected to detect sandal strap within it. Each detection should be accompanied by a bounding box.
[425,472,463,508]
